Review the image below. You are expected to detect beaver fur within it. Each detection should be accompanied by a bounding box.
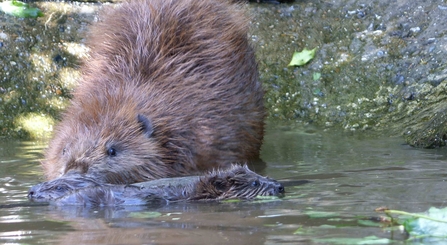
[28,165,284,206]
[42,0,264,184]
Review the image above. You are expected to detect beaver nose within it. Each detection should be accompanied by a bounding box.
[269,181,285,195]
[28,183,41,199]
[276,182,285,194]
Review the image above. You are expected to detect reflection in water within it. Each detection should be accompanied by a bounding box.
[1,123,447,244]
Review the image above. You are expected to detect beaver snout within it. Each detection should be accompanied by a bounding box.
[28,184,42,200]
[269,181,285,196]
[277,183,285,194]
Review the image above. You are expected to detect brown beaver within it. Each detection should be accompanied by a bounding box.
[28,165,284,206]
[43,0,265,184]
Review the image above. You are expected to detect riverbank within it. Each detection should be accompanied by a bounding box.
[1,0,446,147]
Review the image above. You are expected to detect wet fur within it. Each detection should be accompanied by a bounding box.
[43,0,264,184]
[29,165,284,206]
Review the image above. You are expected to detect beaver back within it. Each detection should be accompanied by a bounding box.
[42,0,264,184]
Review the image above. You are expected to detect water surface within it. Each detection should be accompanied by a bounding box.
[1,123,446,244]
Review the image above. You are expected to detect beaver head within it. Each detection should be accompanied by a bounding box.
[192,164,285,200]
[41,88,175,184]
[28,171,99,201]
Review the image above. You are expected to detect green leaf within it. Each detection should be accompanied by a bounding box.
[313,72,321,81]
[221,199,241,203]
[128,211,162,219]
[0,0,43,18]
[305,210,339,218]
[357,219,382,227]
[11,0,28,7]
[403,207,447,237]
[288,48,317,67]
[255,195,280,200]
[313,236,391,245]
[292,226,309,235]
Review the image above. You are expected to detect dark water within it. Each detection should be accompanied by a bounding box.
[1,123,447,244]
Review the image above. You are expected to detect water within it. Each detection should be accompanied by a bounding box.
[1,123,447,244]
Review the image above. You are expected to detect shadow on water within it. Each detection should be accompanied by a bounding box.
[1,123,447,244]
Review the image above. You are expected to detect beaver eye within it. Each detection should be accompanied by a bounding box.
[107,147,117,157]
[62,147,67,155]
[251,180,259,187]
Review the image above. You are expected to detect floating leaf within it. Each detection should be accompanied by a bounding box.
[0,0,43,18]
[403,207,447,237]
[292,226,310,235]
[305,210,339,218]
[313,236,391,245]
[357,219,382,227]
[377,207,447,240]
[288,48,316,67]
[128,211,162,219]
[255,195,281,200]
[221,199,241,203]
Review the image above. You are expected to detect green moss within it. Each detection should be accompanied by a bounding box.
[385,38,407,59]
[0,2,94,139]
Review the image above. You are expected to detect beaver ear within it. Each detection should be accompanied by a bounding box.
[137,114,154,137]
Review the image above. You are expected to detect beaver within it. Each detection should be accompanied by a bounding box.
[235,0,294,3]
[245,0,294,3]
[28,165,285,206]
[42,0,265,184]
